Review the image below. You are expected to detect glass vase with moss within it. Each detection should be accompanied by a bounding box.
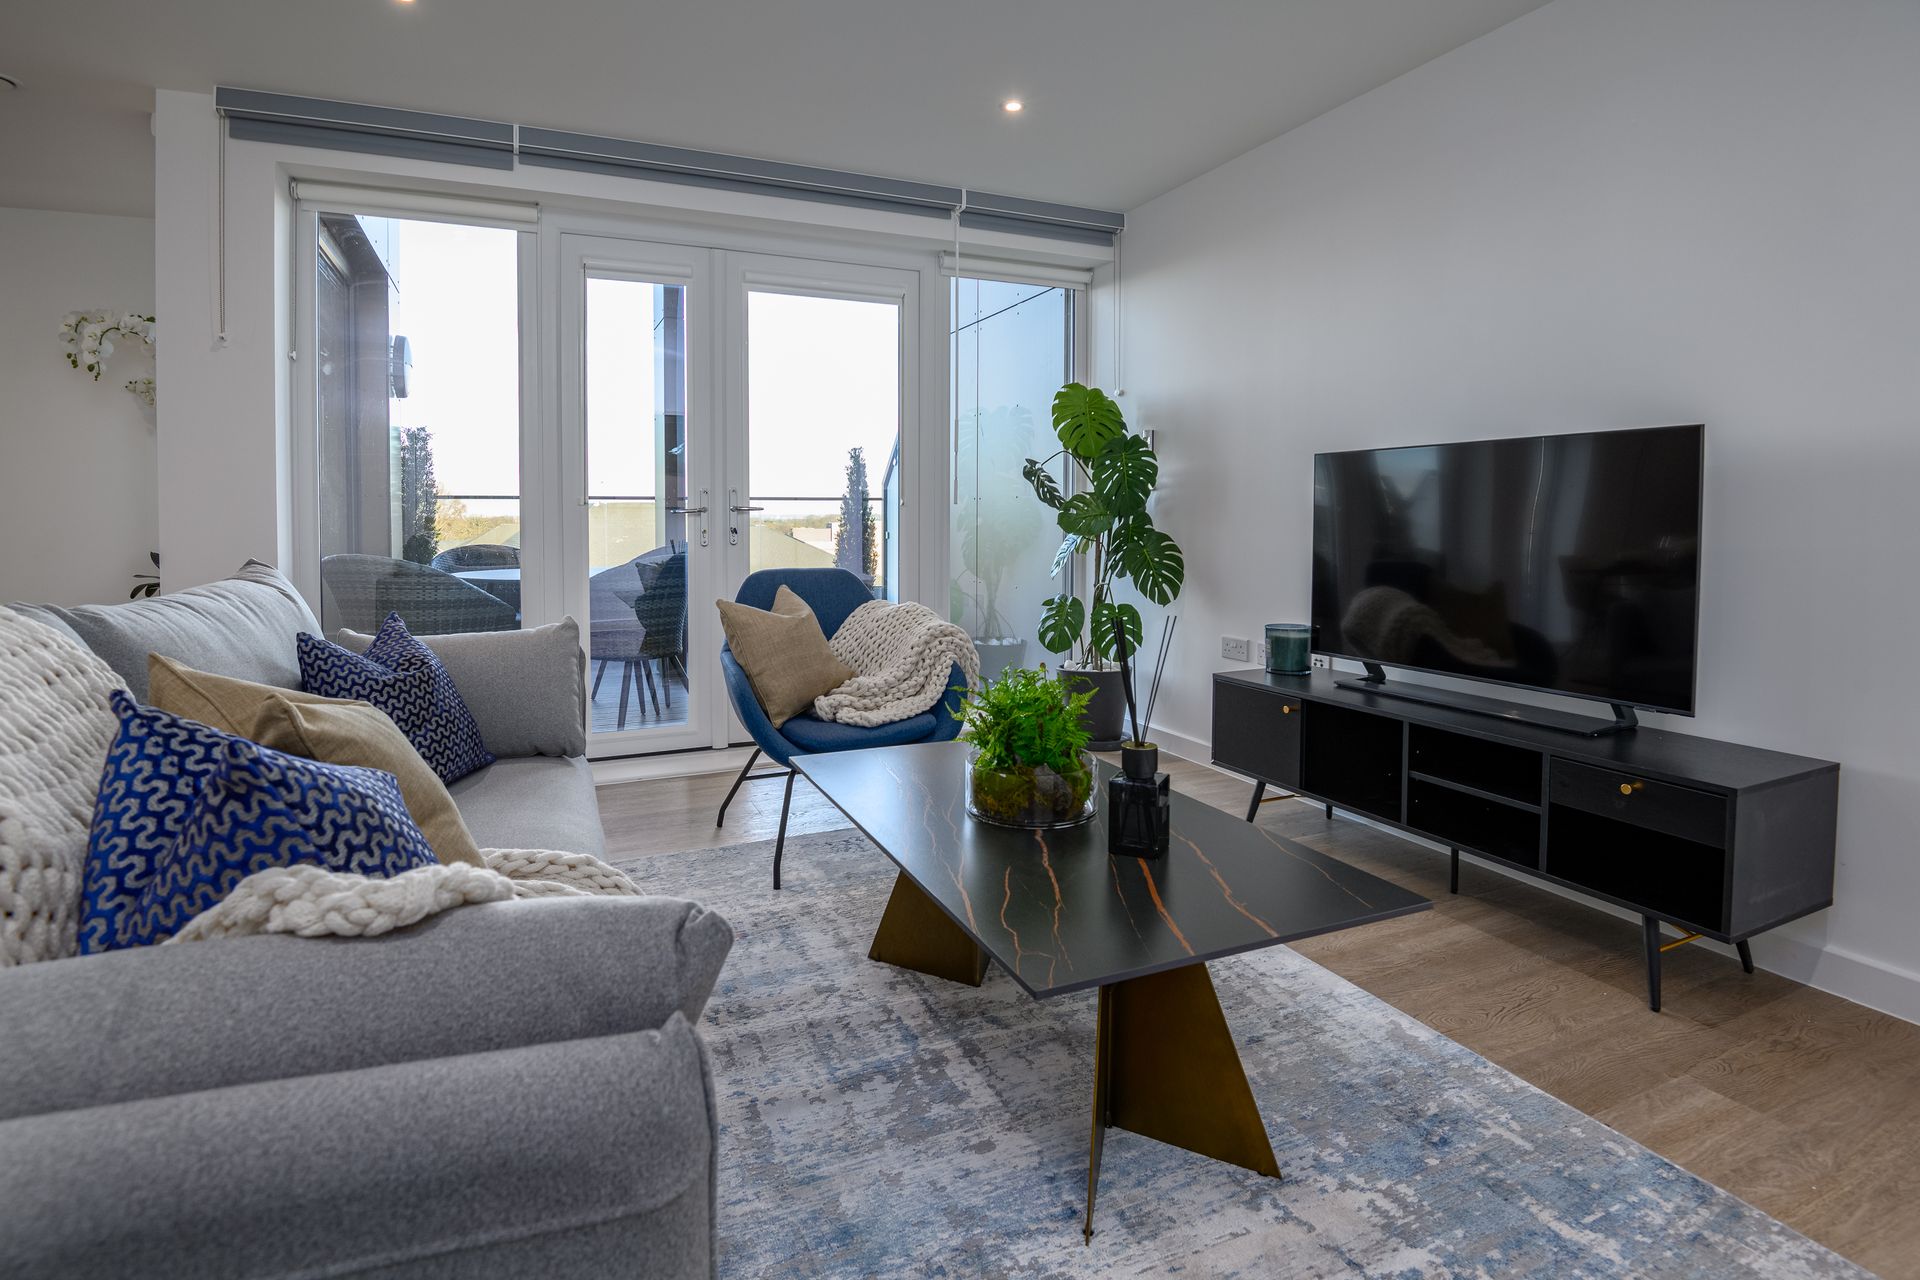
[957,664,1097,829]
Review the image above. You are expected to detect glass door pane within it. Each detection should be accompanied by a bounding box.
[744,290,901,598]
[312,214,522,636]
[950,278,1074,682]
[584,276,693,739]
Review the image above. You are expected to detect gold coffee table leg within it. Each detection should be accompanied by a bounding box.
[1084,963,1281,1242]
[868,871,990,987]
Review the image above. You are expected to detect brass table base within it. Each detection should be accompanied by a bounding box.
[868,871,990,987]
[1085,963,1282,1242]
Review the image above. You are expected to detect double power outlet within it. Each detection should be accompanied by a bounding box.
[1221,635,1333,670]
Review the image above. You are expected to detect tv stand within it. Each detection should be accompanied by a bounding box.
[1333,665,1640,738]
[1212,669,1839,1012]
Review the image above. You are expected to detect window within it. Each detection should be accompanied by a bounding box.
[950,278,1076,681]
[311,214,522,636]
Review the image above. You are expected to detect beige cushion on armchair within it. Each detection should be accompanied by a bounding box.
[716,586,854,727]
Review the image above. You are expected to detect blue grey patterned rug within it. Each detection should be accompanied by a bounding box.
[617,828,1867,1280]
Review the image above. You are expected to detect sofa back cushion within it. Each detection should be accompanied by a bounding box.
[0,608,124,966]
[8,561,320,702]
[147,655,484,867]
[332,617,587,758]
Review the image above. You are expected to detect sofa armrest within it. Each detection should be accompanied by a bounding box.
[0,1019,715,1280]
[0,894,731,1121]
[336,617,586,758]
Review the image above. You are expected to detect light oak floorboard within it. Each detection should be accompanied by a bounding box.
[599,751,1919,1277]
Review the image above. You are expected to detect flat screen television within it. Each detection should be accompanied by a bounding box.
[1312,424,1703,718]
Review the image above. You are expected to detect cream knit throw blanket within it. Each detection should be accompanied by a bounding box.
[167,847,643,943]
[812,600,979,727]
[0,608,122,967]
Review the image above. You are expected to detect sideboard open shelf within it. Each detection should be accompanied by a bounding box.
[1212,669,1839,1011]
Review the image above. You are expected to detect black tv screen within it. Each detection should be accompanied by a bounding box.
[1312,424,1703,715]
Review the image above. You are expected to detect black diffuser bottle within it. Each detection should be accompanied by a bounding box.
[1106,619,1175,859]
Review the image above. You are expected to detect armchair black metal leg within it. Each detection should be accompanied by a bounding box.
[716,748,763,828]
[772,770,798,890]
[1324,802,1333,820]
[1243,780,1266,823]
[1737,939,1755,974]
[1643,915,1663,1013]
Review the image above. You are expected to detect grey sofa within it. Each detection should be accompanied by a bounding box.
[1,563,731,1279]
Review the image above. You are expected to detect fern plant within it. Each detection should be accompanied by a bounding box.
[957,664,1092,773]
[957,665,1096,825]
[1022,383,1185,669]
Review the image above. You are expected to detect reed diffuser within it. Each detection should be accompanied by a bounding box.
[1108,615,1177,858]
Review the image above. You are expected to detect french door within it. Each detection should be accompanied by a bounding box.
[559,235,917,758]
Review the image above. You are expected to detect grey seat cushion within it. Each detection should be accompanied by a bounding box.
[0,895,732,1120]
[337,618,587,758]
[8,560,319,701]
[0,1021,713,1280]
[449,755,605,857]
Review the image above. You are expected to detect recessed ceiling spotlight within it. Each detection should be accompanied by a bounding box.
[1002,99,1024,114]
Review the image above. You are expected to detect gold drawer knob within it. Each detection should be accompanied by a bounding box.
[1282,705,1293,715]
[1620,780,1644,796]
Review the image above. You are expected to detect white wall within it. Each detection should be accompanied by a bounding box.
[0,207,158,605]
[1111,0,1920,1020]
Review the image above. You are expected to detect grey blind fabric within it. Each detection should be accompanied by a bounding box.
[217,89,1125,242]
[216,89,515,171]
[519,128,963,218]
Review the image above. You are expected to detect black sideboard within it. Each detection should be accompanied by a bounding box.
[1211,669,1839,1011]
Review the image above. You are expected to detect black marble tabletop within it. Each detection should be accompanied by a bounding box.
[792,741,1431,998]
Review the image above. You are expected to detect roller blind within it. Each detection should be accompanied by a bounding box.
[218,88,1126,245]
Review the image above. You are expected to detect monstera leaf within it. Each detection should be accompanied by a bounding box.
[1022,457,1064,510]
[1050,533,1081,578]
[1112,522,1185,606]
[1090,433,1158,518]
[1051,383,1126,462]
[1055,492,1115,540]
[1037,593,1085,655]
[1091,600,1143,662]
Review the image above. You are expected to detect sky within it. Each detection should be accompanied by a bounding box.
[377,217,899,513]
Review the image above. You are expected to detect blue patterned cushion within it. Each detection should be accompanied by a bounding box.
[297,613,495,784]
[80,693,437,952]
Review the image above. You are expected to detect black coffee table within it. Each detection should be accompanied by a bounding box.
[791,740,1431,1241]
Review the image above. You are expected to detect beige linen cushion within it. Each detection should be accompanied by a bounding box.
[147,655,485,868]
[716,586,854,727]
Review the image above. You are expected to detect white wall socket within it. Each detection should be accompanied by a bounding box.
[1221,635,1253,663]
[1311,653,1331,670]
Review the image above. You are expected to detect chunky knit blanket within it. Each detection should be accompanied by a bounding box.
[0,608,123,967]
[812,600,979,727]
[168,847,643,943]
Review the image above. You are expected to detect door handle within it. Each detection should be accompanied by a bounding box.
[729,504,764,513]
[667,505,709,515]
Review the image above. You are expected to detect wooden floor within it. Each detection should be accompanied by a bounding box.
[599,752,1920,1278]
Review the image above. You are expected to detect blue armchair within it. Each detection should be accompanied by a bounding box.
[717,569,969,889]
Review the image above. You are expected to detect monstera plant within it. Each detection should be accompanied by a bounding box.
[1023,383,1185,675]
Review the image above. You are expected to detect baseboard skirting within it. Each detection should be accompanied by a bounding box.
[1160,723,1920,1028]
[591,745,756,787]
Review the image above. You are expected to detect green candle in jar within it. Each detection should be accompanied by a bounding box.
[1265,623,1311,674]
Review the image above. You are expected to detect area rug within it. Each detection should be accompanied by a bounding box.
[616,828,1868,1280]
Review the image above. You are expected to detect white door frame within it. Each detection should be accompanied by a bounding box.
[719,250,922,608]
[553,232,723,757]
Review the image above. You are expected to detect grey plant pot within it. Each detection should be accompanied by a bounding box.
[973,638,1028,686]
[1059,663,1127,751]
